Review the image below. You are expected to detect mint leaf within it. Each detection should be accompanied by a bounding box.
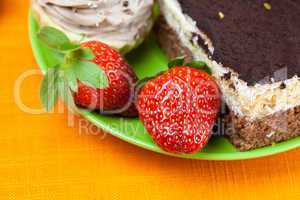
[38,27,80,51]
[40,67,59,112]
[186,61,212,75]
[48,51,65,68]
[168,56,185,68]
[74,61,109,89]
[62,48,95,67]
[58,78,77,112]
[65,69,78,92]
[78,48,95,60]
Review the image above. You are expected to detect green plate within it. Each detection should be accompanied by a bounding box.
[29,12,300,160]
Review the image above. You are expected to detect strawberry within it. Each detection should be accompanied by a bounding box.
[74,41,138,116]
[138,61,220,154]
[38,27,138,117]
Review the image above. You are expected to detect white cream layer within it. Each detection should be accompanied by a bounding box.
[33,0,154,52]
[159,0,300,120]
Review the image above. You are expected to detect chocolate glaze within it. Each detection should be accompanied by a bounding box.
[178,0,300,85]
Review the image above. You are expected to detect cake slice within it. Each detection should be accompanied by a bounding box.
[157,0,300,150]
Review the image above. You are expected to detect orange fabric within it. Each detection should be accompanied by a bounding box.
[0,1,300,199]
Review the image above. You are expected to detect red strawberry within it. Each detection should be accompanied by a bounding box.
[38,27,138,117]
[74,41,138,116]
[138,66,220,154]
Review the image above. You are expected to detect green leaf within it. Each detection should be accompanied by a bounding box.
[77,48,95,60]
[58,77,77,112]
[65,69,78,92]
[62,48,95,68]
[37,26,80,51]
[73,61,109,89]
[186,61,212,75]
[168,56,185,68]
[49,51,65,67]
[40,67,59,112]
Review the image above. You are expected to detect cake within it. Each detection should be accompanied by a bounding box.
[32,0,155,53]
[157,0,300,150]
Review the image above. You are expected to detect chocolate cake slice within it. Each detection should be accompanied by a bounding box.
[157,0,300,150]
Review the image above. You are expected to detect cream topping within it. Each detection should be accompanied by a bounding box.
[34,0,154,50]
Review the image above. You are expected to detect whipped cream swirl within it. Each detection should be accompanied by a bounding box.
[33,0,154,51]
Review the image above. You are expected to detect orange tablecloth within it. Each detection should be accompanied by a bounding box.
[0,1,299,199]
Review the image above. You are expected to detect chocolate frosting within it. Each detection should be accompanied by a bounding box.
[178,0,300,85]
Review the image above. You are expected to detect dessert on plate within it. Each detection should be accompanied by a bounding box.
[157,0,300,150]
[32,0,155,53]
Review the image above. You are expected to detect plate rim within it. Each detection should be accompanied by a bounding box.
[28,11,300,160]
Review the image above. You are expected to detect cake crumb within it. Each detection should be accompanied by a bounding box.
[266,131,275,138]
[280,82,286,89]
[218,12,225,19]
[123,1,129,7]
[229,83,236,90]
[263,2,272,10]
[222,72,232,80]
